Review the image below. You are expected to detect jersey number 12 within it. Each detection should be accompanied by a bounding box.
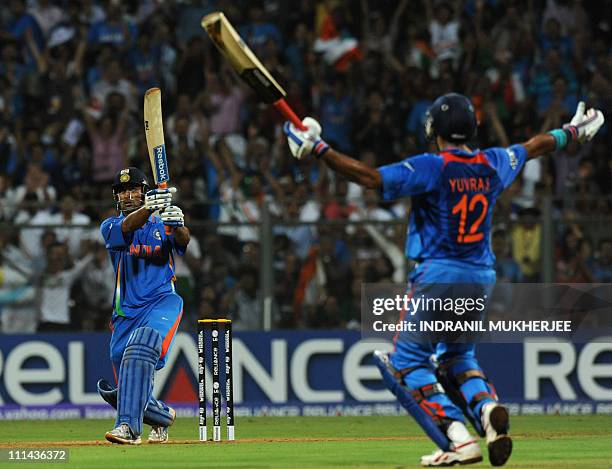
[452,194,488,243]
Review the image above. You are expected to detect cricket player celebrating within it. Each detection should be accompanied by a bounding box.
[284,95,604,466]
[97,167,189,445]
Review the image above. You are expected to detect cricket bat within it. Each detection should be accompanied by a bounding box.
[143,87,171,233]
[201,12,306,131]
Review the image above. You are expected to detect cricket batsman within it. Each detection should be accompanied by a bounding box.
[97,167,190,444]
[284,96,604,466]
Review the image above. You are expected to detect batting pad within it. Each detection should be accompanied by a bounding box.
[373,351,451,451]
[98,379,175,428]
[116,327,162,436]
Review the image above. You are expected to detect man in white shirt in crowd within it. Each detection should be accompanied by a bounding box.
[13,164,58,258]
[11,164,57,217]
[425,0,461,74]
[347,189,395,236]
[38,241,93,331]
[49,195,91,257]
[79,241,114,331]
[18,192,91,260]
[0,227,37,333]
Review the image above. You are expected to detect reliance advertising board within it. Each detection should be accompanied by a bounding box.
[0,331,610,419]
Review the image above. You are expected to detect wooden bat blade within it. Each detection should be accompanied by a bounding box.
[202,12,286,104]
[143,87,169,186]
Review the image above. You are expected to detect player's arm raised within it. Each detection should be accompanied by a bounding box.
[522,102,604,159]
[121,207,153,233]
[285,102,604,172]
[283,118,382,189]
[121,187,176,233]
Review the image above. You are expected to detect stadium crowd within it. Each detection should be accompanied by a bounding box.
[0,0,610,332]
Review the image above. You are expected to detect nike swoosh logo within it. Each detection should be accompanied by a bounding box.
[403,162,415,172]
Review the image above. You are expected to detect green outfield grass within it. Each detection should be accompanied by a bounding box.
[1,415,611,468]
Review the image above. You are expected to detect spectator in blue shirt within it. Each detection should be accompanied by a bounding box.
[318,76,354,153]
[87,2,136,51]
[1,0,45,50]
[492,229,523,282]
[239,2,282,57]
[284,22,310,88]
[589,239,612,282]
[128,31,160,94]
[0,42,27,121]
[405,72,436,149]
[539,18,574,63]
[528,49,578,116]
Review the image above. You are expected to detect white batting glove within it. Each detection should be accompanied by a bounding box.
[145,187,176,211]
[283,117,330,160]
[160,205,184,227]
[564,101,605,143]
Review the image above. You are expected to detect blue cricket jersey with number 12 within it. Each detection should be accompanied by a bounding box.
[378,145,527,267]
[100,214,186,319]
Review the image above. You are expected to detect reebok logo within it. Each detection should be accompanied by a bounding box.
[154,145,168,181]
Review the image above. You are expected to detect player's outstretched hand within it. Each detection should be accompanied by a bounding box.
[145,187,176,211]
[161,205,184,227]
[283,117,329,160]
[564,102,605,143]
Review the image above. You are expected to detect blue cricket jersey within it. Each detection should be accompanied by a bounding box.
[100,214,186,318]
[379,145,527,267]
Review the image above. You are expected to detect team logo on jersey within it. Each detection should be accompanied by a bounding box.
[153,230,161,240]
[129,244,162,258]
[506,148,518,170]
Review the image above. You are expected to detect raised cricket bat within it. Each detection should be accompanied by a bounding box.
[143,87,171,233]
[201,12,306,130]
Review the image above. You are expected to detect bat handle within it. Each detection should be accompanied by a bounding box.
[273,99,307,131]
[158,182,171,235]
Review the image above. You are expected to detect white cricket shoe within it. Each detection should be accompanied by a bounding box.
[148,425,169,444]
[481,403,512,466]
[421,421,482,466]
[105,423,142,445]
[148,405,175,443]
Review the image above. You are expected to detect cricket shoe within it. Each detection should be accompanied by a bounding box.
[105,423,142,445]
[148,425,169,444]
[481,403,512,466]
[421,421,482,466]
[148,406,175,443]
